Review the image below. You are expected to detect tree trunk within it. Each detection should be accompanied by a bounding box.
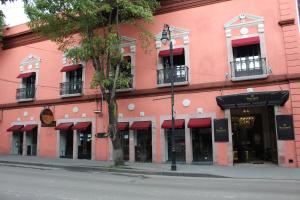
[108,98,124,166]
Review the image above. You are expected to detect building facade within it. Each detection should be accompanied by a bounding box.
[0,0,300,167]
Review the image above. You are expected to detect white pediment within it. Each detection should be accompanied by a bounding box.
[224,13,264,29]
[155,26,190,41]
[121,36,136,47]
[20,54,41,66]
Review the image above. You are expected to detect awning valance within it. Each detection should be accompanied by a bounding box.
[72,122,91,131]
[130,121,151,130]
[7,125,24,132]
[188,118,211,128]
[16,72,35,79]
[55,123,73,131]
[231,36,260,47]
[60,64,82,72]
[118,122,129,131]
[216,90,289,110]
[161,119,185,129]
[159,48,184,57]
[21,124,38,132]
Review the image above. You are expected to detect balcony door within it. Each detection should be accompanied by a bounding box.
[232,44,263,77]
[65,68,83,94]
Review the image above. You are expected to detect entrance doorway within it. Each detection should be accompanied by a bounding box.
[192,128,213,162]
[26,128,37,156]
[12,132,23,155]
[59,130,73,158]
[135,130,152,162]
[231,106,277,164]
[77,127,92,160]
[166,128,186,162]
[121,131,129,161]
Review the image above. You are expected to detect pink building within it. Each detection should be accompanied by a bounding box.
[0,0,300,167]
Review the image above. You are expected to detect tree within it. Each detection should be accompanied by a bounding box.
[24,0,158,165]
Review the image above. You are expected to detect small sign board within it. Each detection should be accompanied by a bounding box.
[40,108,56,127]
[96,132,109,138]
[214,119,229,142]
[276,115,295,140]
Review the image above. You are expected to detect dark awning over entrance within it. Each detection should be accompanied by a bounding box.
[21,124,38,132]
[188,118,211,128]
[55,123,74,131]
[118,122,129,131]
[130,121,151,130]
[216,90,289,110]
[7,125,24,132]
[161,119,185,129]
[72,122,91,131]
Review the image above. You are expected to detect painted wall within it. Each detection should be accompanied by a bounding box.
[0,0,299,167]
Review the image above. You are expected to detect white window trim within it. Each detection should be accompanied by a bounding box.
[17,55,40,102]
[61,53,86,98]
[224,13,270,81]
[155,26,190,87]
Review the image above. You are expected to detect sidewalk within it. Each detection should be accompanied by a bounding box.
[1,155,300,180]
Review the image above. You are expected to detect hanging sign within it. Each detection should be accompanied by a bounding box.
[276,115,295,140]
[96,132,109,138]
[40,108,56,127]
[214,119,229,142]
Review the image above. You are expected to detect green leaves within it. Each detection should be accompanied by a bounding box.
[24,0,158,94]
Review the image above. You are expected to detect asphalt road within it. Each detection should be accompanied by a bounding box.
[0,164,299,200]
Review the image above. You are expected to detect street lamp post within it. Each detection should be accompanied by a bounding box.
[161,24,176,171]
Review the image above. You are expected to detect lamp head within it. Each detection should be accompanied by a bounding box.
[161,24,170,45]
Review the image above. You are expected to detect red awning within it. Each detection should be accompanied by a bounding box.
[55,123,74,131]
[231,36,260,47]
[16,72,34,79]
[161,119,185,129]
[118,122,129,131]
[60,64,82,72]
[21,124,38,132]
[188,118,211,128]
[130,121,151,130]
[7,125,24,132]
[159,48,184,57]
[72,122,91,131]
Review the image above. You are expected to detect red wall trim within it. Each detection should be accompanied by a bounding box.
[1,73,300,110]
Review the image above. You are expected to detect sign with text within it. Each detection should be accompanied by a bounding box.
[214,119,229,142]
[276,115,294,140]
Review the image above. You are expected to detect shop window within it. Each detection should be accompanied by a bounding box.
[157,48,189,85]
[16,72,36,101]
[60,65,83,96]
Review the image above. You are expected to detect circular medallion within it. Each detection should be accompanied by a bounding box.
[128,103,135,111]
[182,99,191,107]
[40,108,55,127]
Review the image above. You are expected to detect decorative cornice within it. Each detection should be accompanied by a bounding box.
[2,0,232,50]
[156,0,232,15]
[1,73,300,110]
[2,30,46,50]
[278,18,295,27]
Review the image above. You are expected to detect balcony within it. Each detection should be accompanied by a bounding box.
[230,57,268,81]
[116,77,133,92]
[60,81,83,97]
[16,86,35,102]
[157,65,189,86]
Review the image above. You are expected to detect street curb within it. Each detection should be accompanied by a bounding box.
[0,160,228,178]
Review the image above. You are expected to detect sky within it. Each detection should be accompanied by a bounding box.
[0,0,29,27]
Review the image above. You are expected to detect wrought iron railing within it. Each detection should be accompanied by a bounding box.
[60,81,83,96]
[230,57,267,78]
[16,86,35,100]
[157,65,189,85]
